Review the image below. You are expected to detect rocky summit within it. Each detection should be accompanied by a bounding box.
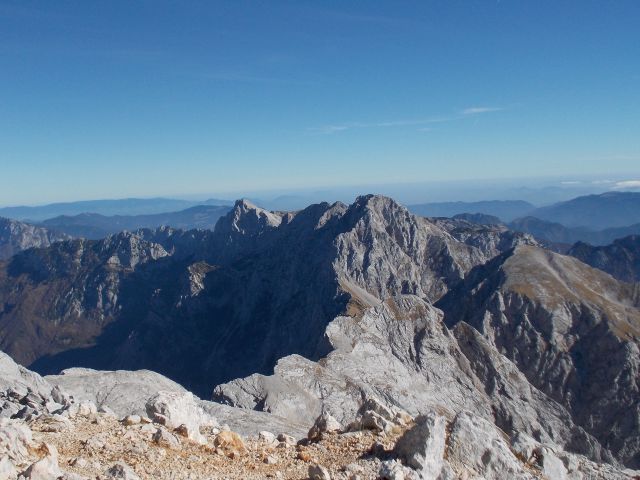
[1,195,640,479]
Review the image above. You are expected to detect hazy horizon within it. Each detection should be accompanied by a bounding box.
[2,172,640,212]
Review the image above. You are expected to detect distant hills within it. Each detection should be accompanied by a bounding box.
[408,200,535,222]
[410,191,640,246]
[39,205,231,239]
[530,191,640,229]
[508,216,640,247]
[0,197,233,222]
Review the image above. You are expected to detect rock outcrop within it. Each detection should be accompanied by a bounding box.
[0,217,70,260]
[438,244,640,467]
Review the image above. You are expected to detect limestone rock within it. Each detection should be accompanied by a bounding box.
[308,463,331,480]
[308,413,341,441]
[146,391,214,444]
[102,462,141,480]
[0,418,33,469]
[152,428,181,450]
[446,411,534,480]
[21,443,62,480]
[393,413,447,477]
[212,431,247,458]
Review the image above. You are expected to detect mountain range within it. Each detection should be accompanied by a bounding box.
[0,197,232,222]
[38,204,231,239]
[1,194,639,474]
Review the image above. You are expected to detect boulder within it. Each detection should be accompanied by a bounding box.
[145,391,214,444]
[393,413,447,477]
[446,411,534,480]
[21,443,62,480]
[308,412,341,441]
[0,418,33,468]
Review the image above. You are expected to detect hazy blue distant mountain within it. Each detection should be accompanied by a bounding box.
[408,200,534,221]
[39,205,231,239]
[0,197,233,222]
[509,216,640,246]
[531,191,640,229]
[452,213,503,225]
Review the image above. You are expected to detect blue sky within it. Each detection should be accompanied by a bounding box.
[1,1,639,206]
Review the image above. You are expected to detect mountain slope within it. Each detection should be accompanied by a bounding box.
[0,217,70,260]
[437,245,640,467]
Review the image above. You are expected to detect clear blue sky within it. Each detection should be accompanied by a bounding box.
[1,1,639,206]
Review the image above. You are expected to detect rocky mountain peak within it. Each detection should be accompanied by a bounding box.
[214,199,283,236]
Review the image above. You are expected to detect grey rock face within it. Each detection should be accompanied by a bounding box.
[2,195,524,397]
[44,364,309,439]
[215,294,609,465]
[0,217,70,260]
[438,244,640,467]
[393,413,447,476]
[46,368,187,418]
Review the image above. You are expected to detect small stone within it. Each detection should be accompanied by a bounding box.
[152,428,181,450]
[379,460,407,480]
[308,464,331,480]
[263,454,278,465]
[123,415,141,426]
[308,412,342,442]
[259,430,277,444]
[140,423,156,435]
[98,406,117,418]
[297,450,312,462]
[277,433,296,446]
[213,430,247,458]
[103,462,141,480]
[70,457,88,468]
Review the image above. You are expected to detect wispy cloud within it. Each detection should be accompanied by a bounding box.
[310,105,505,134]
[613,180,640,189]
[308,119,439,135]
[461,106,504,115]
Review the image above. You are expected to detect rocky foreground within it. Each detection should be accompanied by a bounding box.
[1,350,639,480]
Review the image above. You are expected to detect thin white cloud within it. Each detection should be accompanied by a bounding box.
[310,105,505,134]
[461,106,503,115]
[613,180,640,189]
[560,181,582,185]
[308,119,437,134]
